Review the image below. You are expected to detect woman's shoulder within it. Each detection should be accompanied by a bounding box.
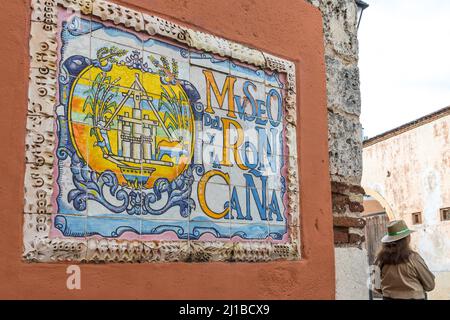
[408,251,427,265]
[409,251,423,259]
[409,251,420,257]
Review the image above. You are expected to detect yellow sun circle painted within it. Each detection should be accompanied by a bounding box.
[68,63,194,189]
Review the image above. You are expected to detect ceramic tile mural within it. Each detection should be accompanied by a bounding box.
[24,0,300,262]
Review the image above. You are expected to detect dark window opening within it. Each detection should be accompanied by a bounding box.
[412,212,422,225]
[440,208,450,221]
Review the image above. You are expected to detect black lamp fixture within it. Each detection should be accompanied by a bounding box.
[356,0,369,30]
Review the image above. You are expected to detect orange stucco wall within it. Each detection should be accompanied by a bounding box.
[0,0,334,299]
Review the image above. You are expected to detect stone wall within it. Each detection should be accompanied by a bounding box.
[0,0,336,299]
[306,0,368,299]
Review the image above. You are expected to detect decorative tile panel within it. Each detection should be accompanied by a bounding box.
[24,0,300,263]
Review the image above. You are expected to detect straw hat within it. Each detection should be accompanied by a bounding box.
[381,220,415,243]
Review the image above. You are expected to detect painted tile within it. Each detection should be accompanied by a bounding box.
[59,12,91,79]
[268,223,288,242]
[244,119,284,158]
[86,216,141,239]
[191,118,204,170]
[201,108,238,148]
[138,90,195,186]
[266,165,286,191]
[54,164,88,216]
[201,143,226,173]
[260,154,285,186]
[190,49,230,74]
[85,125,129,178]
[265,69,287,89]
[190,65,234,112]
[59,9,92,33]
[230,60,265,83]
[229,186,270,241]
[58,77,91,111]
[230,223,270,241]
[230,183,273,224]
[90,38,145,85]
[233,77,266,118]
[53,214,87,238]
[89,42,143,88]
[265,85,286,125]
[60,36,91,81]
[189,220,231,241]
[189,179,231,223]
[142,51,190,93]
[86,183,142,217]
[143,37,190,64]
[229,185,251,222]
[202,147,247,187]
[91,18,143,50]
[141,218,188,240]
[267,187,287,224]
[64,80,95,125]
[140,182,190,221]
[54,118,90,217]
[52,10,292,248]
[200,109,284,188]
[247,184,272,219]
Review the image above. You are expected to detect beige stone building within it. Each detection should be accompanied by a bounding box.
[362,106,450,300]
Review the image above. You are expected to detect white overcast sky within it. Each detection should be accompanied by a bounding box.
[358,0,450,138]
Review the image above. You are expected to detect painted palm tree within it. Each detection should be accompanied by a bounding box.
[148,55,190,141]
[159,85,190,140]
[82,47,127,154]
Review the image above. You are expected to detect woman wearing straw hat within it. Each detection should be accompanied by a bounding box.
[374,220,435,300]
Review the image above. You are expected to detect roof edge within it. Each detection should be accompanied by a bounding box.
[363,106,450,148]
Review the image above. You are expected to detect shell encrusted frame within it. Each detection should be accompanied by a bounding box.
[24,0,300,263]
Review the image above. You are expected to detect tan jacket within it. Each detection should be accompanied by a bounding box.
[377,252,435,300]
